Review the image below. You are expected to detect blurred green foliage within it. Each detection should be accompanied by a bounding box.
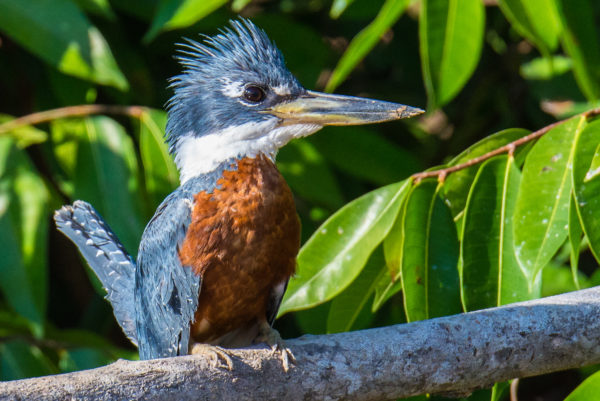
[1,0,600,399]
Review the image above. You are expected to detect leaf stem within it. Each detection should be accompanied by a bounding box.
[412,106,600,183]
[0,105,147,135]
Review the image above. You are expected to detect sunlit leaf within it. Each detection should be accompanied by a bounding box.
[573,119,600,263]
[584,143,600,182]
[520,56,572,81]
[279,180,410,315]
[231,0,251,12]
[396,180,461,322]
[0,114,47,148]
[497,0,560,56]
[325,0,410,92]
[555,0,600,102]
[383,191,407,279]
[326,247,386,333]
[568,192,583,289]
[461,156,533,311]
[144,0,227,42]
[564,369,600,401]
[513,116,586,282]
[420,0,485,108]
[329,0,357,19]
[443,128,530,218]
[0,0,128,89]
[139,109,178,211]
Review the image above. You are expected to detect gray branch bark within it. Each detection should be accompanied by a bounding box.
[2,287,600,401]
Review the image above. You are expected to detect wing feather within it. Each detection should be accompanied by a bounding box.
[134,164,232,359]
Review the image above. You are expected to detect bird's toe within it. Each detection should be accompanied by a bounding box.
[190,342,234,370]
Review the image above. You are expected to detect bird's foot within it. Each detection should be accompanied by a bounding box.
[190,342,234,370]
[254,322,296,372]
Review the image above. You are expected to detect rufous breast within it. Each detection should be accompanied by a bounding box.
[178,154,300,345]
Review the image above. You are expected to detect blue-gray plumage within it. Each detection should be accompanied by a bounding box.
[55,201,137,345]
[54,18,423,363]
[134,163,232,359]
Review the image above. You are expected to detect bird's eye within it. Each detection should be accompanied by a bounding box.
[243,85,266,103]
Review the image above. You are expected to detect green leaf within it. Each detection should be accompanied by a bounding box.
[231,0,251,12]
[310,127,422,186]
[513,116,586,282]
[59,348,115,373]
[326,247,386,333]
[329,0,357,19]
[325,0,410,92]
[555,0,600,102]
[372,272,402,312]
[396,180,461,321]
[584,143,600,182]
[0,0,128,90]
[0,114,48,148]
[542,262,587,297]
[0,340,57,380]
[564,369,600,401]
[497,0,560,56]
[443,128,531,218]
[420,0,485,108]
[72,117,145,254]
[383,191,407,279]
[139,109,179,211]
[277,140,345,211]
[520,55,572,81]
[461,156,533,311]
[568,192,583,289]
[0,310,32,337]
[0,138,49,334]
[144,0,227,42]
[73,0,115,19]
[573,119,600,263]
[279,180,410,315]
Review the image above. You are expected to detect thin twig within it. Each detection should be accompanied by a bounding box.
[412,107,600,183]
[0,105,147,135]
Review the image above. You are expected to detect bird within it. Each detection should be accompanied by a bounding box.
[54,18,423,368]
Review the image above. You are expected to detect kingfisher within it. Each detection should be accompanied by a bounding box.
[54,19,422,368]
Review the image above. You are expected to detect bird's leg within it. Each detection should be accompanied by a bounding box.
[190,342,234,370]
[254,321,296,372]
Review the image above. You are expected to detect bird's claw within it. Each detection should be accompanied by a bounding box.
[255,323,295,372]
[190,342,234,370]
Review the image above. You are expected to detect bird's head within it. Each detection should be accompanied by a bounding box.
[167,19,423,183]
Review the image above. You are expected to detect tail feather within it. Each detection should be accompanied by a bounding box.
[54,200,137,345]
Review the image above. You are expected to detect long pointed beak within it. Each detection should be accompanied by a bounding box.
[264,90,424,125]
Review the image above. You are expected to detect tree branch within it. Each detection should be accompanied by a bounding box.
[2,287,599,401]
[0,105,147,135]
[412,106,600,183]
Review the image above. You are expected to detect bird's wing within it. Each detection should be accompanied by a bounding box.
[134,188,202,360]
[266,278,289,327]
[54,201,138,345]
